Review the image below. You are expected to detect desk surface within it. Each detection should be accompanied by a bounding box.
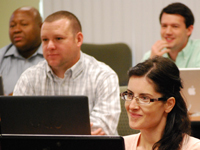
[189,116,200,121]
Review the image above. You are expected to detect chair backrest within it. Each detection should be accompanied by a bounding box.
[117,86,140,136]
[81,43,132,86]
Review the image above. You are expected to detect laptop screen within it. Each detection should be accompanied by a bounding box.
[0,135,125,150]
[0,96,91,135]
[0,76,4,95]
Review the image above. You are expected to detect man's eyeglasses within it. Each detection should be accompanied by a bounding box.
[120,91,167,104]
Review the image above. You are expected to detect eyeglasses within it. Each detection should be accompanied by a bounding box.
[120,91,167,104]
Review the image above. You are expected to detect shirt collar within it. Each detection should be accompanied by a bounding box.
[163,39,191,60]
[47,51,84,80]
[177,39,192,57]
[70,51,84,79]
[4,44,43,59]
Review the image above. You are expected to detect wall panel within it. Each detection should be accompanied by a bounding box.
[41,0,200,65]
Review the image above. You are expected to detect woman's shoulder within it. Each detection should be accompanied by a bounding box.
[182,134,200,150]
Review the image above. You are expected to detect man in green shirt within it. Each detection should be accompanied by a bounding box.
[142,2,200,68]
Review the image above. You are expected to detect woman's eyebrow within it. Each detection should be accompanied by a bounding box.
[127,89,153,97]
[127,89,133,93]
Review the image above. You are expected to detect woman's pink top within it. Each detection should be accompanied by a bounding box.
[124,133,200,150]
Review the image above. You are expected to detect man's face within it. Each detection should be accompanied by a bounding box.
[41,19,82,71]
[160,13,193,51]
[9,10,41,52]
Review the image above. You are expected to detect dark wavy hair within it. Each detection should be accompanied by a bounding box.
[159,2,194,28]
[128,56,191,150]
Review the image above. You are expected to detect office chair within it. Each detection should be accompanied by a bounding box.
[81,43,132,86]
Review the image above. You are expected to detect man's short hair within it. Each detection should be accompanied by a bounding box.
[44,10,82,34]
[159,2,194,28]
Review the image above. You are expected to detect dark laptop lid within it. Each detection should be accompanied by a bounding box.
[0,76,4,95]
[0,96,91,135]
[0,135,125,150]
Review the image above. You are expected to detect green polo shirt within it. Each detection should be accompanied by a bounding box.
[142,39,200,68]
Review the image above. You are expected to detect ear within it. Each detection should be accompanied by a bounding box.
[187,25,193,37]
[164,97,175,113]
[76,32,83,47]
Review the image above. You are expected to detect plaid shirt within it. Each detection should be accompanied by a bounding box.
[13,52,121,135]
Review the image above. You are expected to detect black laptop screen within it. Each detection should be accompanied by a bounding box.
[0,96,91,135]
[0,135,125,150]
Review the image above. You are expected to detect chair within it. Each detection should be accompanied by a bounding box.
[117,86,140,136]
[81,43,132,86]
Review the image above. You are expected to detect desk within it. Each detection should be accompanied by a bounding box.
[190,116,200,121]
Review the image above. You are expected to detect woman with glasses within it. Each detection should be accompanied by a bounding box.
[121,56,200,150]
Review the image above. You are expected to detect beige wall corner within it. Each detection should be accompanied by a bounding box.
[0,0,40,48]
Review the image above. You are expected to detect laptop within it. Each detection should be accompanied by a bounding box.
[179,68,200,114]
[0,76,4,95]
[0,135,125,150]
[0,96,91,135]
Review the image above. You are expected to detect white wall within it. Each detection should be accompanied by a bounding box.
[40,0,200,66]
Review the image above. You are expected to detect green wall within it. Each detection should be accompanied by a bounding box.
[0,0,40,48]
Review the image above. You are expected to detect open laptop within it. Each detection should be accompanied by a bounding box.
[179,68,200,114]
[0,96,91,135]
[0,135,125,150]
[0,76,4,95]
